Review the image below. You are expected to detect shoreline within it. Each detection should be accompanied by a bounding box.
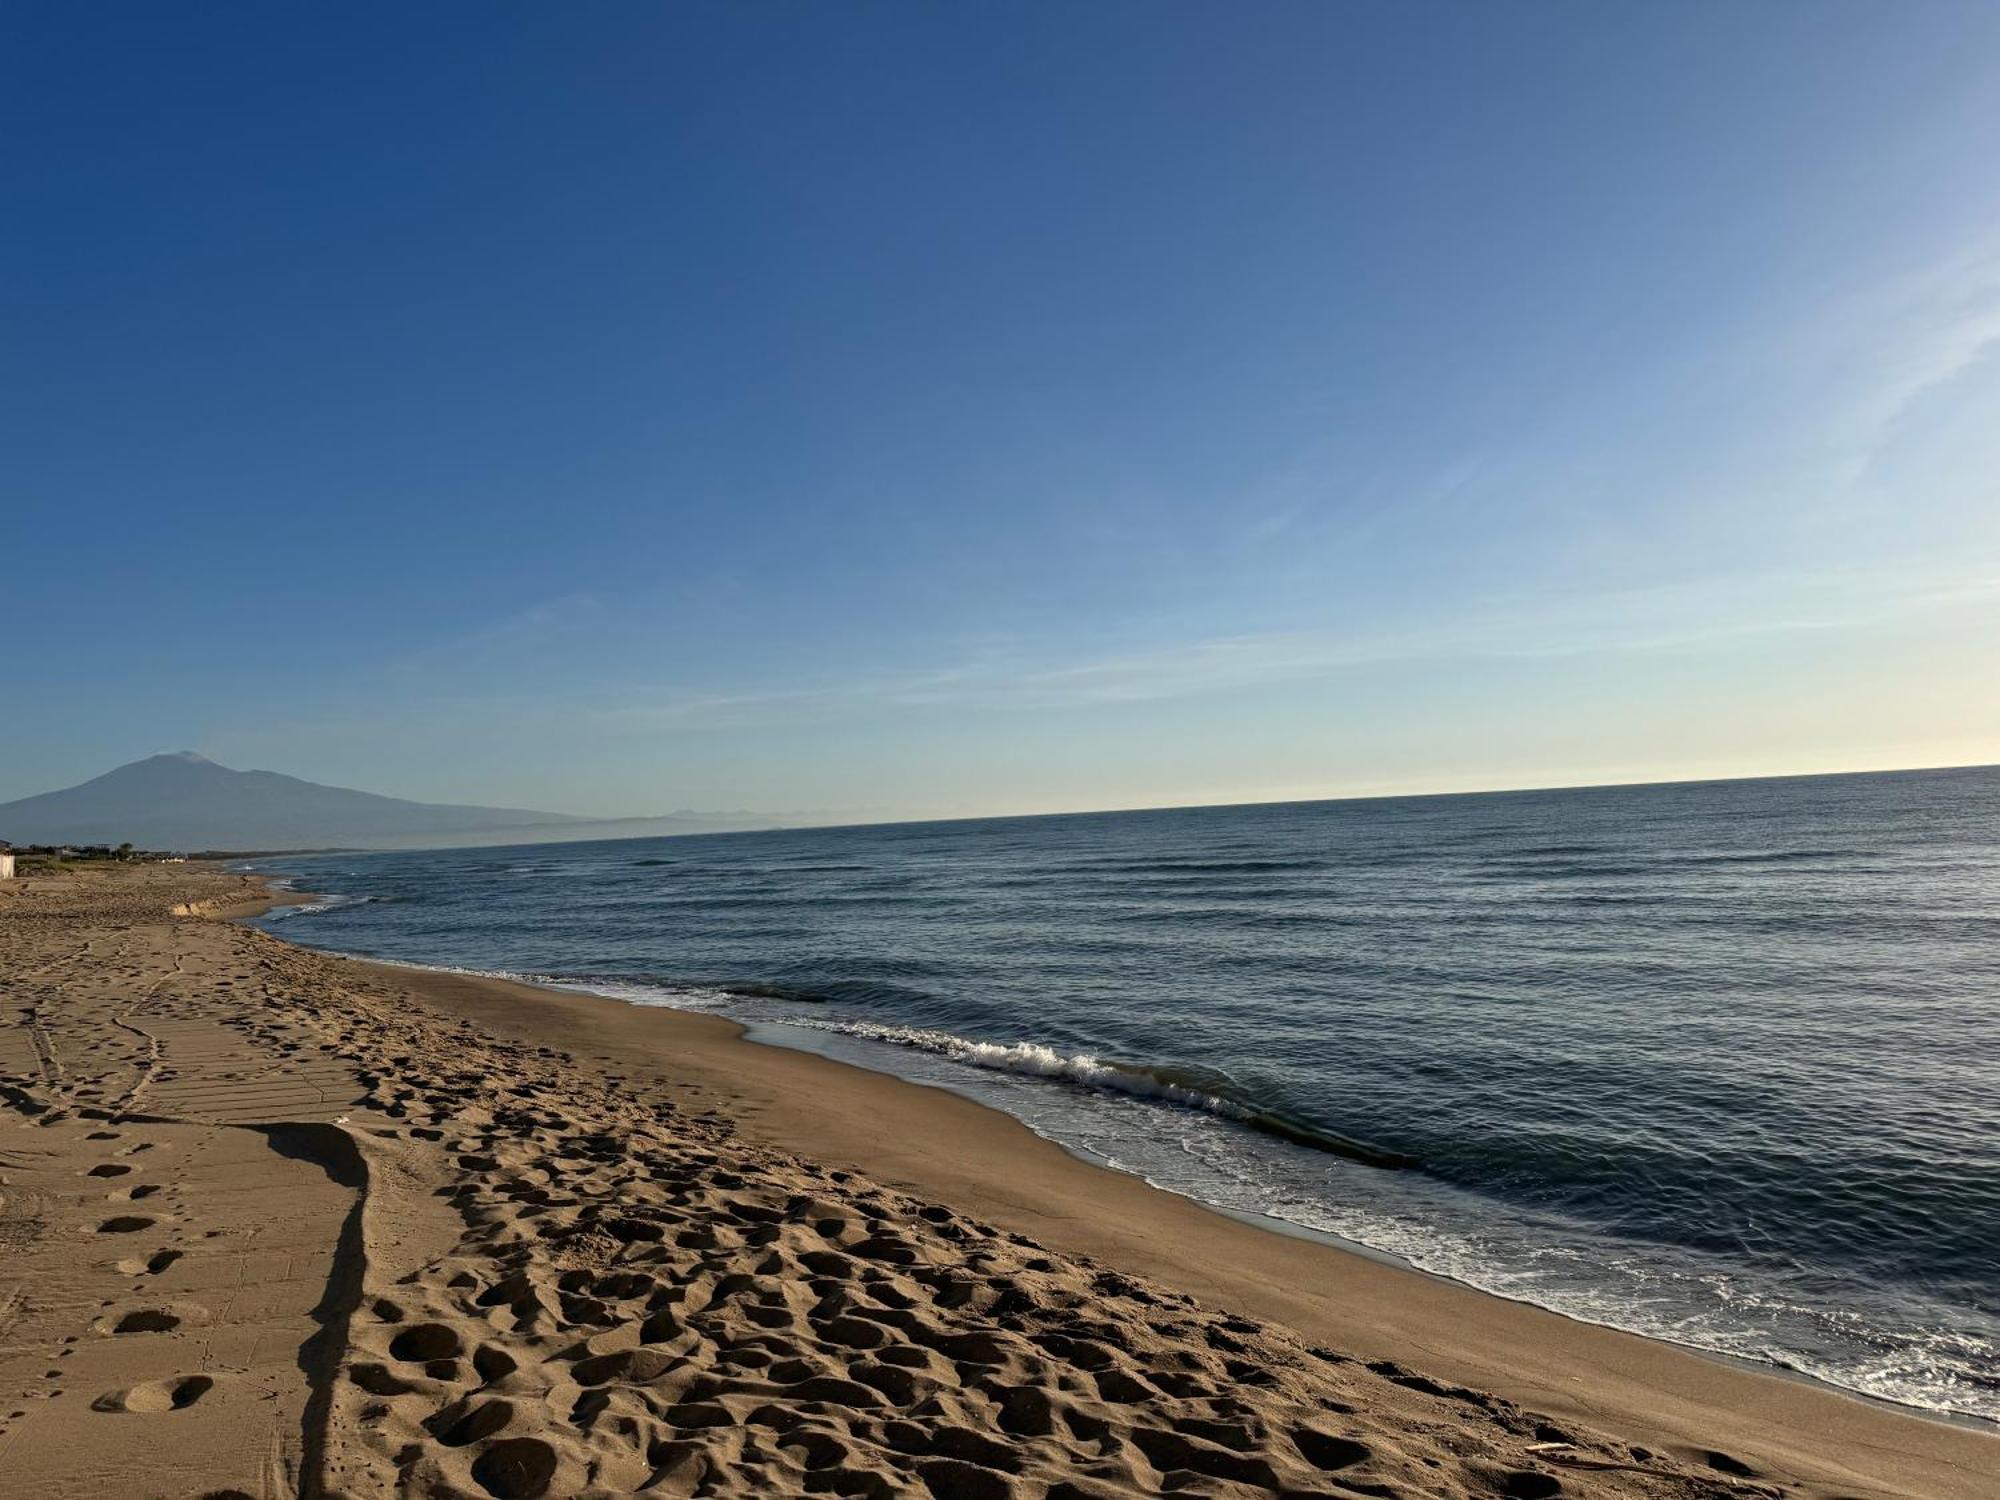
[250,890,1997,1496]
[681,1020,2000,1440]
[649,1012,2000,1436]
[249,895,1996,1439]
[5,864,1992,1498]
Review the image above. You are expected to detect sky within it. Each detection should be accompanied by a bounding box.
[5,1,2000,821]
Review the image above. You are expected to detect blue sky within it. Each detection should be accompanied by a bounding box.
[6,1,1999,818]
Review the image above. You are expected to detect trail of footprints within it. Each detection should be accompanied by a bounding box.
[0,1124,208,1434]
[77,1126,211,1418]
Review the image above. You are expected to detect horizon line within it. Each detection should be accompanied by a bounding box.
[328,756,2000,856]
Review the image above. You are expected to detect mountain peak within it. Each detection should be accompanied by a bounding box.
[0,753,589,849]
[0,753,780,850]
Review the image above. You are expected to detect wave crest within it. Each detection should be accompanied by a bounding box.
[261,892,378,920]
[811,1022,1415,1170]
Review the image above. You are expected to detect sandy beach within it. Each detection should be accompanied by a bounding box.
[1,864,1992,1499]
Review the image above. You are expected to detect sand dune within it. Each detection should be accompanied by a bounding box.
[1,867,1989,1498]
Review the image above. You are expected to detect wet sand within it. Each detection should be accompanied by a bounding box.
[0,864,1991,1498]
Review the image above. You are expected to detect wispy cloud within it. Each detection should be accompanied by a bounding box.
[592,565,2000,730]
[1807,240,2000,488]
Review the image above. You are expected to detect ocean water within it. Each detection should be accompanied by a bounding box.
[247,767,2000,1424]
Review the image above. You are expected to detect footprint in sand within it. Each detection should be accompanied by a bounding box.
[469,1437,559,1498]
[108,1309,182,1334]
[90,1374,214,1413]
[388,1323,463,1363]
[1293,1428,1373,1471]
[95,1215,158,1235]
[113,1249,184,1277]
[428,1397,515,1447]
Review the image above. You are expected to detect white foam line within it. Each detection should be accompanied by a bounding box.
[791,1021,1259,1123]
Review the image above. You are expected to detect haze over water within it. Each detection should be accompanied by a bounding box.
[254,766,2000,1423]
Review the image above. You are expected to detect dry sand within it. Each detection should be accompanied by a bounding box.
[0,865,1991,1499]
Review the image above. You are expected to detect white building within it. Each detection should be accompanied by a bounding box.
[0,849,14,880]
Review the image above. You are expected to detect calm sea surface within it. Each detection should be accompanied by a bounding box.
[249,767,2000,1423]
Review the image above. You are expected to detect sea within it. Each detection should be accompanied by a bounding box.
[243,765,2000,1425]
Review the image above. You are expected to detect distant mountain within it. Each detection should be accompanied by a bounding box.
[0,752,776,851]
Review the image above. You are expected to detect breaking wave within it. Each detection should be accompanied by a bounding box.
[779,1020,1417,1170]
[260,892,378,920]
